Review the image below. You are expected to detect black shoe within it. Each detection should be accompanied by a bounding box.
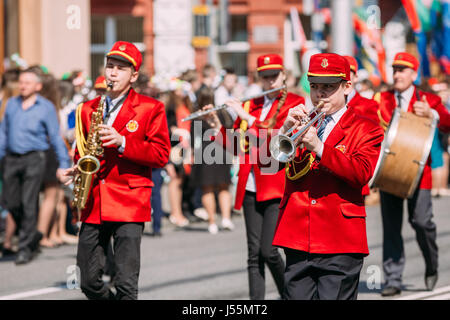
[425,273,438,291]
[381,286,401,297]
[15,249,33,265]
[28,231,43,253]
[150,231,162,237]
[1,248,17,256]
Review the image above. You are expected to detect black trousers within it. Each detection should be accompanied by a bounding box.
[2,152,46,252]
[76,222,144,300]
[242,191,285,300]
[283,249,364,300]
[380,188,438,288]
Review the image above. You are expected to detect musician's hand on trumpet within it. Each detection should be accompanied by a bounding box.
[280,104,308,135]
[299,126,323,155]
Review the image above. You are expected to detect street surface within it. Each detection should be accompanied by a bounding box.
[0,193,449,301]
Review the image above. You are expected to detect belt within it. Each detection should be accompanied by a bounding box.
[7,150,41,157]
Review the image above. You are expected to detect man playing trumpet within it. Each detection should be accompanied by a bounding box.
[272,53,384,300]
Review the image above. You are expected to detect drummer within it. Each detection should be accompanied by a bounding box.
[374,52,450,297]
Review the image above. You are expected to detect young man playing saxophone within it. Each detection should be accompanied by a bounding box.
[62,41,171,300]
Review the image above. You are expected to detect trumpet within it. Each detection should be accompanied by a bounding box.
[181,85,286,122]
[269,101,325,163]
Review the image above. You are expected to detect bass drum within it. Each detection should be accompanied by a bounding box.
[369,108,437,199]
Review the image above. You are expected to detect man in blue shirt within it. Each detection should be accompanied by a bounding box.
[0,68,70,265]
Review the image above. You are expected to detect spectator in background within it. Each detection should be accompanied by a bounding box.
[215,68,238,107]
[0,68,70,264]
[0,68,20,256]
[180,70,203,218]
[35,70,67,248]
[359,78,375,99]
[136,73,166,236]
[165,85,192,227]
[190,86,234,234]
[197,64,218,93]
[431,79,450,197]
[244,71,262,98]
[181,69,202,108]
[215,68,239,128]
[191,64,219,222]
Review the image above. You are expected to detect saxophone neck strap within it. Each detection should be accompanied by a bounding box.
[104,89,130,122]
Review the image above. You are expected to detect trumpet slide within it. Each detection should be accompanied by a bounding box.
[269,101,325,163]
[181,85,286,122]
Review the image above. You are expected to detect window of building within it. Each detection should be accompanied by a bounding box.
[90,15,144,80]
[230,15,247,42]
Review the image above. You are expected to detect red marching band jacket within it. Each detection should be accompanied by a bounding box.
[272,107,384,255]
[213,92,305,210]
[347,91,379,124]
[74,89,171,224]
[375,88,450,190]
[347,90,381,196]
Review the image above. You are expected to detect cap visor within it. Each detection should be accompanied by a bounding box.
[259,69,281,77]
[308,76,343,84]
[106,55,134,67]
[391,64,409,70]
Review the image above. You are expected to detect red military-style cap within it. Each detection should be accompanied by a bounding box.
[343,55,358,73]
[392,52,419,72]
[94,75,107,89]
[257,54,284,77]
[106,41,142,71]
[307,53,351,83]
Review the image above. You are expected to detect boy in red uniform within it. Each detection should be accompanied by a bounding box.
[272,53,384,300]
[62,41,170,300]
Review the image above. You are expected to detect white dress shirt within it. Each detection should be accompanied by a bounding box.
[245,95,276,192]
[316,106,347,158]
[105,94,127,153]
[395,85,439,120]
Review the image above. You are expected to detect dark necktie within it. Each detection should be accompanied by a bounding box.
[317,116,332,141]
[397,93,403,110]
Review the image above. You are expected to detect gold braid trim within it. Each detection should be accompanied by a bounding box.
[377,109,388,131]
[285,152,315,181]
[240,101,251,153]
[75,103,86,157]
[373,92,381,103]
[256,79,288,129]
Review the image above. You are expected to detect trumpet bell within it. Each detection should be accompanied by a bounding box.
[269,134,296,163]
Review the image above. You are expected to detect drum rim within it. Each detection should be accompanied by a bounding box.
[369,108,401,187]
[369,108,438,198]
[406,111,438,198]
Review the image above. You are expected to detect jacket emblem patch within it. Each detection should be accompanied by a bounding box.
[336,144,346,153]
[126,120,139,132]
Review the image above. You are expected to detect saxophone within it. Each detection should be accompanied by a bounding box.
[72,83,112,210]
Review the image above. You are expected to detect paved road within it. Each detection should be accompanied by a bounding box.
[0,194,449,300]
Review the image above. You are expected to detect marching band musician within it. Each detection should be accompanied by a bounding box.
[343,56,379,123]
[374,52,450,297]
[61,41,171,300]
[272,53,384,300]
[343,56,380,200]
[205,54,305,300]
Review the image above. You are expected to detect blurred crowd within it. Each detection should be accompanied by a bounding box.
[0,60,449,259]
